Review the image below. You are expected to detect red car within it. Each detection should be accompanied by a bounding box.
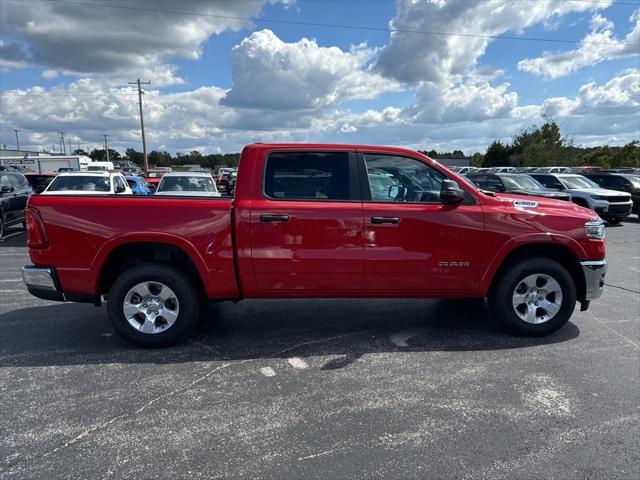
[144,169,169,187]
[22,144,607,347]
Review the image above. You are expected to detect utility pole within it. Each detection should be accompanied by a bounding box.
[59,132,66,155]
[102,134,110,163]
[13,130,20,151]
[129,79,151,171]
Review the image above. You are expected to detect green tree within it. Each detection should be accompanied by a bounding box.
[482,140,510,167]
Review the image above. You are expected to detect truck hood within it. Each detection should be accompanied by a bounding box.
[492,192,596,219]
[508,189,571,200]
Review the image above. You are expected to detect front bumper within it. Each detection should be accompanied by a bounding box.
[580,260,607,301]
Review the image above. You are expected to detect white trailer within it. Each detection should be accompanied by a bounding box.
[0,155,91,173]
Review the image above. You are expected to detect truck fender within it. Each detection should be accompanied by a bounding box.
[479,233,587,296]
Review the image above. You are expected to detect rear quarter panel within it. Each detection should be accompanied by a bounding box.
[27,195,237,299]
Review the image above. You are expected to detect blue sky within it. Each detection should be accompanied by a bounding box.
[1,0,638,154]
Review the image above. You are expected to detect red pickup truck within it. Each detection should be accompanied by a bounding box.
[22,144,607,347]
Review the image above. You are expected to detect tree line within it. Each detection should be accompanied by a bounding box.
[75,121,638,170]
[424,121,639,169]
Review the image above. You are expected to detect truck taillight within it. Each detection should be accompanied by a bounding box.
[25,207,49,249]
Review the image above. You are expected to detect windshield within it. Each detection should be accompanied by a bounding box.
[157,175,217,193]
[627,176,640,188]
[500,175,544,190]
[48,175,110,192]
[559,175,599,189]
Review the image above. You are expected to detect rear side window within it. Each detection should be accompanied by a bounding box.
[264,152,350,200]
[48,176,111,192]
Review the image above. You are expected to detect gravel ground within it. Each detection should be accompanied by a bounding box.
[0,219,638,479]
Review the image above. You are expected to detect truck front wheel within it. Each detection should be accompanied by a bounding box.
[488,257,576,336]
[107,263,201,347]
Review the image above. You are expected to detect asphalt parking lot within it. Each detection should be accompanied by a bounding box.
[1,221,638,479]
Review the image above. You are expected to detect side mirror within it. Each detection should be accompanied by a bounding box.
[1,185,14,194]
[388,184,400,199]
[148,184,156,193]
[440,179,465,205]
[36,185,47,194]
[115,184,126,194]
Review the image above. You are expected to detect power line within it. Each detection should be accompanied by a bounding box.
[45,0,640,47]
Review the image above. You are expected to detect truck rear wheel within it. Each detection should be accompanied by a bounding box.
[107,263,201,347]
[488,257,576,336]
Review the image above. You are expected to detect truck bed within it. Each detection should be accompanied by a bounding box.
[27,195,237,299]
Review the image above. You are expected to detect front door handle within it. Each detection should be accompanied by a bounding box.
[371,216,400,224]
[260,214,289,222]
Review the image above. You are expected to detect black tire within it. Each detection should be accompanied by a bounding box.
[488,256,576,336]
[107,263,201,347]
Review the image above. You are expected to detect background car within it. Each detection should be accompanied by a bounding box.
[531,173,633,223]
[0,171,31,237]
[23,173,58,194]
[533,166,575,173]
[125,176,154,195]
[42,172,132,195]
[144,169,169,188]
[466,173,571,201]
[155,172,220,196]
[584,172,640,216]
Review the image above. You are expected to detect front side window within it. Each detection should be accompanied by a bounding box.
[264,152,350,200]
[364,154,446,203]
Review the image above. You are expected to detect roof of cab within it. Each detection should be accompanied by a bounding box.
[244,143,430,158]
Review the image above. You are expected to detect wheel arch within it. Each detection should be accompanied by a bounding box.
[96,240,208,300]
[483,241,586,303]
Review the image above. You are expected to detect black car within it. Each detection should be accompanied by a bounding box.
[0,171,31,237]
[584,173,640,215]
[465,173,572,201]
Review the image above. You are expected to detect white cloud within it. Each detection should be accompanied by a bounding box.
[518,12,640,79]
[0,0,287,85]
[221,30,400,111]
[2,70,636,155]
[375,0,610,85]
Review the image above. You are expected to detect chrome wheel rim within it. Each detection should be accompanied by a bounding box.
[512,273,563,325]
[123,282,179,334]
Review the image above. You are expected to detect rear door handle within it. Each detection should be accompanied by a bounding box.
[371,216,400,224]
[260,214,289,222]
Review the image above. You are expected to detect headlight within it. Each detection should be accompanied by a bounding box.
[584,220,605,240]
[590,195,604,200]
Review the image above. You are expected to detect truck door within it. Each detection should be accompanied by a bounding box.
[250,150,364,292]
[359,152,484,293]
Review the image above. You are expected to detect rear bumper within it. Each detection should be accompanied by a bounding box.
[580,260,607,301]
[22,265,96,303]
